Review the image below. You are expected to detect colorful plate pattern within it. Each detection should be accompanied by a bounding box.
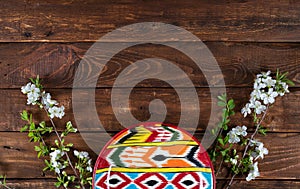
[93,122,215,189]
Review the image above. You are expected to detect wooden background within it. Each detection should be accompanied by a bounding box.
[0,0,300,188]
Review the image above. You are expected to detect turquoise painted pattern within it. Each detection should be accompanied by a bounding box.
[94,171,213,189]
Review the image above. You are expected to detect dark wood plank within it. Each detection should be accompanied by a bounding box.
[1,42,299,88]
[0,132,100,179]
[1,87,299,132]
[0,0,299,42]
[216,180,300,189]
[3,179,59,189]
[1,132,299,180]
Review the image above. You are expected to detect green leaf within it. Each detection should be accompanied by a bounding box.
[228,99,235,109]
[217,101,227,107]
[34,145,41,152]
[285,79,295,86]
[30,122,35,130]
[28,132,34,138]
[224,119,230,124]
[20,125,29,132]
[38,151,42,158]
[218,138,224,146]
[224,135,229,144]
[39,121,46,128]
[217,94,226,101]
[211,128,215,135]
[223,124,228,130]
[55,139,59,147]
[54,181,61,188]
[66,143,73,147]
[258,127,268,136]
[21,110,29,121]
[29,113,33,123]
[220,150,226,157]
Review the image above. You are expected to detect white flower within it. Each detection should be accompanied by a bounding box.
[249,139,262,147]
[50,149,65,160]
[86,158,93,172]
[260,88,278,105]
[257,71,271,78]
[232,125,247,137]
[88,159,92,166]
[41,92,58,109]
[27,91,40,105]
[227,130,240,144]
[55,167,61,174]
[21,83,33,94]
[250,88,262,101]
[278,81,289,96]
[79,151,89,159]
[21,83,41,105]
[49,149,66,174]
[251,100,266,114]
[74,150,90,159]
[255,143,269,160]
[230,158,237,165]
[262,76,276,88]
[254,78,266,89]
[73,150,79,157]
[241,103,251,117]
[246,162,260,181]
[48,106,65,119]
[86,166,93,172]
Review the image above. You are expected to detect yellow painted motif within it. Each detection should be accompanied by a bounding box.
[107,140,198,148]
[96,167,212,173]
[122,126,152,144]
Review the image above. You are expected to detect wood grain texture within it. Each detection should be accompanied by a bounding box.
[1,42,299,88]
[1,132,299,180]
[2,179,300,189]
[0,0,299,42]
[215,180,300,189]
[1,87,299,132]
[1,1,299,188]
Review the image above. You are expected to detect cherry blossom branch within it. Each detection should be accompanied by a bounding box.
[43,107,85,189]
[226,104,269,189]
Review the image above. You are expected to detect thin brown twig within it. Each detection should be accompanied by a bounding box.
[216,156,224,176]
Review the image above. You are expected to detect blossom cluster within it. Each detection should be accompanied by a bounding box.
[74,150,93,173]
[241,71,289,117]
[244,140,268,181]
[250,139,269,160]
[50,149,66,174]
[21,82,65,119]
[246,162,259,181]
[227,125,247,144]
[210,70,292,188]
[21,77,93,188]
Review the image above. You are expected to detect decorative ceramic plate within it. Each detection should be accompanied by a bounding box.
[93,122,215,189]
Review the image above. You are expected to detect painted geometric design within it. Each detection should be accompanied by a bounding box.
[96,172,131,189]
[135,173,168,189]
[94,172,212,189]
[93,122,215,189]
[171,172,209,189]
[105,145,207,168]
